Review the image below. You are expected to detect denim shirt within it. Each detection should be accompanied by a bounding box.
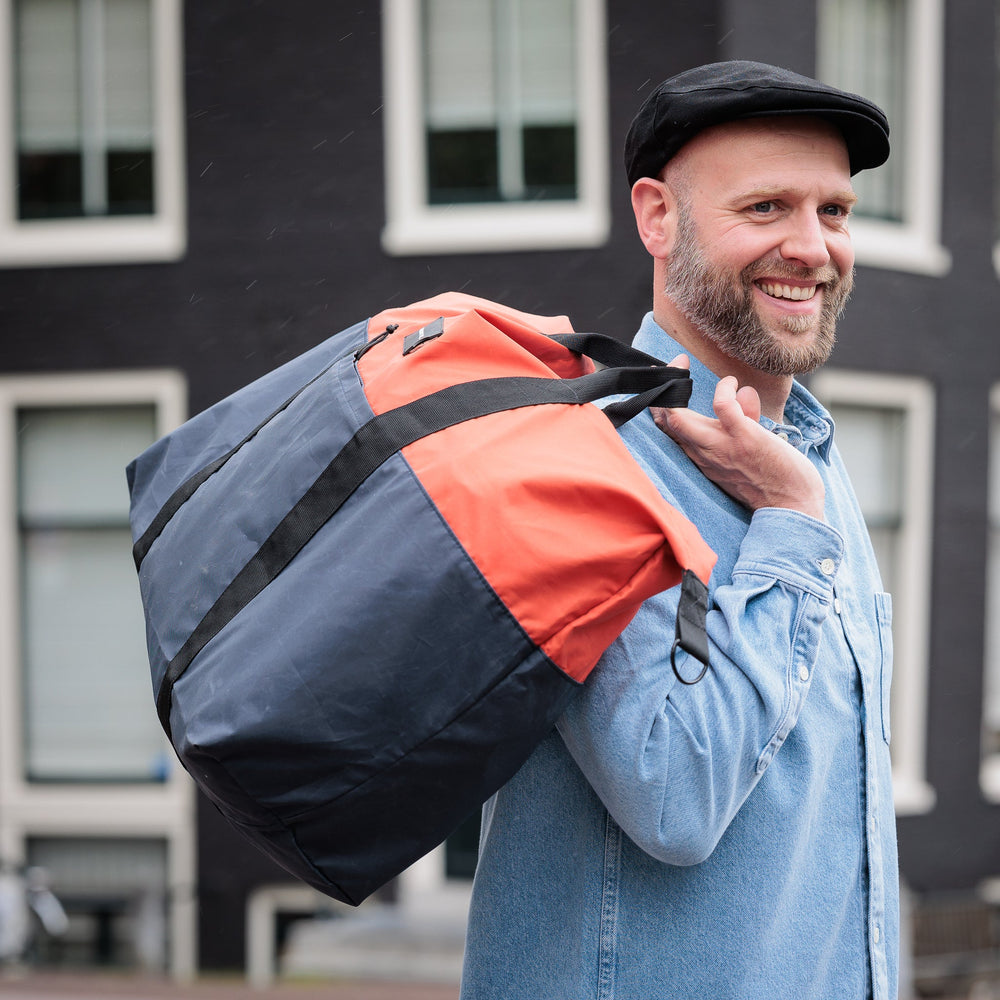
[460,314,899,1000]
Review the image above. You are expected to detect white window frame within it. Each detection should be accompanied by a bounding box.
[817,0,950,276]
[0,0,186,268]
[981,385,1000,801]
[0,370,196,978]
[380,0,609,256]
[811,369,936,815]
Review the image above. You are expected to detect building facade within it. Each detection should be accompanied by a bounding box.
[0,0,997,984]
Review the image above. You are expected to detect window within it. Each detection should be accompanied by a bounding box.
[811,370,936,814]
[0,371,195,978]
[0,0,185,266]
[817,0,950,275]
[18,404,167,781]
[381,0,609,255]
[982,387,1000,799]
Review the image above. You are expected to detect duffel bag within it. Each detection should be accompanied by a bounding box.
[127,292,716,906]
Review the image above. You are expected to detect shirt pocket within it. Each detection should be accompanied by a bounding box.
[875,591,894,745]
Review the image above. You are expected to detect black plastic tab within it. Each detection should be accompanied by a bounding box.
[403,316,445,355]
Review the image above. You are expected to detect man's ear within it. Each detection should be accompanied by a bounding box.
[631,177,677,260]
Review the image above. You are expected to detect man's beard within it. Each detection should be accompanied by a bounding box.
[663,202,855,377]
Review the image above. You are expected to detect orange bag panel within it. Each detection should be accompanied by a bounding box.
[358,294,716,683]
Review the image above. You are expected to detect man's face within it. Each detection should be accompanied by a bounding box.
[662,118,857,377]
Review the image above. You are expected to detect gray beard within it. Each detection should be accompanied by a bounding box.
[663,204,855,377]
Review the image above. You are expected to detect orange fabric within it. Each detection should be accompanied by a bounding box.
[357,294,716,683]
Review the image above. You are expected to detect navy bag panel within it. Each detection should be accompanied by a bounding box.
[126,319,369,542]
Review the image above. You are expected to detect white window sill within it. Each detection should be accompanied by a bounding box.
[0,215,186,268]
[851,217,951,277]
[382,201,610,257]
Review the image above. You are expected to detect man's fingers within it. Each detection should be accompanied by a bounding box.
[735,385,762,423]
[711,377,749,432]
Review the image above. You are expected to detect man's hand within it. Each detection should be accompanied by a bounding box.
[650,359,826,521]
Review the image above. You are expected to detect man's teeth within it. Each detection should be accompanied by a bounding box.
[758,281,817,301]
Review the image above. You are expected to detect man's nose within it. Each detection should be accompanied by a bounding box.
[779,211,831,269]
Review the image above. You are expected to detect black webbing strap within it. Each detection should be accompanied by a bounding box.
[549,333,668,369]
[153,364,696,737]
[671,570,711,684]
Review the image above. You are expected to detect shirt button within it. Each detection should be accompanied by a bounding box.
[873,925,881,944]
[798,666,810,682]
[777,431,790,442]
[834,597,842,615]
[820,558,836,576]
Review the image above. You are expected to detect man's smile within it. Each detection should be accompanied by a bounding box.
[755,280,820,302]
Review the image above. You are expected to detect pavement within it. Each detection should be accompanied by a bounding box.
[0,971,458,1000]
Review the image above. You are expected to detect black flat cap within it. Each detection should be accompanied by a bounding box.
[624,60,890,186]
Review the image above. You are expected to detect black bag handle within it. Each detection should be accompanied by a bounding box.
[549,332,668,370]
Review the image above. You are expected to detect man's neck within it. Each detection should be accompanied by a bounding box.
[652,307,794,424]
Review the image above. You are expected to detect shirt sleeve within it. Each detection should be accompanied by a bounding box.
[556,505,844,867]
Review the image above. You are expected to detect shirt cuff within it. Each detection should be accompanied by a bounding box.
[735,507,845,598]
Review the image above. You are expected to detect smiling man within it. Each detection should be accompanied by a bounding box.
[460,62,898,1000]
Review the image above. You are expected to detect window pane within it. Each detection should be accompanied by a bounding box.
[518,0,575,123]
[103,0,153,148]
[828,404,904,525]
[15,0,81,149]
[523,124,576,197]
[22,527,167,781]
[104,0,155,214]
[18,406,155,523]
[18,405,166,782]
[424,0,496,129]
[817,0,906,222]
[427,129,499,203]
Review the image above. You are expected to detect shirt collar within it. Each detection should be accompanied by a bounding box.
[632,312,836,463]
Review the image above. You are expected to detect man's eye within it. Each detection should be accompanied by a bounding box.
[751,201,775,213]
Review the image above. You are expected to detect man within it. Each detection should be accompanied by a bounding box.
[460,62,898,999]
